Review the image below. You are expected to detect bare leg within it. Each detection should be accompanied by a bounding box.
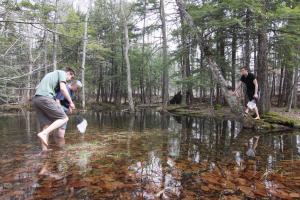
[54,136,65,147]
[37,117,68,148]
[245,108,249,114]
[56,128,66,138]
[39,162,49,175]
[253,136,260,150]
[40,125,49,151]
[39,161,63,180]
[254,107,260,120]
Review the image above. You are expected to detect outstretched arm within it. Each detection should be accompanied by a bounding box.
[59,82,75,110]
[253,79,258,98]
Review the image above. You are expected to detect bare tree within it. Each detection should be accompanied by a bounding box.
[160,0,169,106]
[53,0,58,70]
[121,1,135,112]
[27,25,33,100]
[81,0,90,109]
[175,0,244,118]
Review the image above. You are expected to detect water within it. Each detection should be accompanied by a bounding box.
[0,110,299,199]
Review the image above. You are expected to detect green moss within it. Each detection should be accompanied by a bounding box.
[166,105,300,131]
[166,105,188,112]
[214,104,222,110]
[262,112,300,128]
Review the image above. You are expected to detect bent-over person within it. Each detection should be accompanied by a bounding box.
[33,67,75,151]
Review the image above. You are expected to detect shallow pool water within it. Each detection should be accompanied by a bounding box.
[0,110,299,199]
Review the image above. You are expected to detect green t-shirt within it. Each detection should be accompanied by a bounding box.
[35,70,67,98]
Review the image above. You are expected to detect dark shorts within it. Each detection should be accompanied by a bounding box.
[247,90,259,103]
[33,96,67,128]
[247,90,255,101]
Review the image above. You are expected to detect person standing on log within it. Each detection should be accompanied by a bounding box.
[234,67,260,120]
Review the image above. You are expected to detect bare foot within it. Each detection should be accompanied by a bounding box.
[38,132,49,147]
[49,173,63,180]
[39,165,49,176]
[254,116,260,120]
[39,168,62,180]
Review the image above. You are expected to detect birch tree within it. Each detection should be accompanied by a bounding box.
[81,0,90,109]
[53,0,58,71]
[121,1,135,112]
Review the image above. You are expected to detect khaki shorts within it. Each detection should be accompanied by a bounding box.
[33,96,67,128]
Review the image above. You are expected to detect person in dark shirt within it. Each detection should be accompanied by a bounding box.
[55,80,82,138]
[234,67,260,119]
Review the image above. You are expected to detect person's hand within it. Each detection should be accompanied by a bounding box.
[68,107,73,114]
[69,102,75,110]
[254,94,258,99]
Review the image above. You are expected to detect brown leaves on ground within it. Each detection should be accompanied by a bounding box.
[175,159,300,199]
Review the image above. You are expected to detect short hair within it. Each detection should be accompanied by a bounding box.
[240,66,249,71]
[65,67,75,75]
[72,80,82,87]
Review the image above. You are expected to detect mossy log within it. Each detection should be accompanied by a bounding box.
[262,112,300,128]
[0,104,32,112]
[166,106,299,131]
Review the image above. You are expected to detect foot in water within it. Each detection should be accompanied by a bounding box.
[38,132,49,149]
[39,166,62,180]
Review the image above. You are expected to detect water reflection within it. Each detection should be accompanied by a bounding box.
[0,110,299,199]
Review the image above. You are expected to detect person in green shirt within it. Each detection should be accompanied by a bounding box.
[32,67,75,151]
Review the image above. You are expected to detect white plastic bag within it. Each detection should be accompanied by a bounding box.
[77,119,88,134]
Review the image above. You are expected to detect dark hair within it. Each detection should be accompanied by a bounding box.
[240,66,249,71]
[65,67,75,75]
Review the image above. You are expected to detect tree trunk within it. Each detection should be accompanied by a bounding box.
[44,30,48,75]
[160,0,169,106]
[140,0,147,104]
[257,28,270,113]
[277,66,284,106]
[253,38,258,75]
[96,65,101,103]
[244,9,251,67]
[217,29,226,105]
[270,72,276,100]
[292,68,298,108]
[181,58,187,106]
[122,5,135,112]
[286,67,297,112]
[81,4,89,109]
[175,0,244,118]
[53,0,58,71]
[179,4,187,106]
[231,28,237,90]
[27,25,33,100]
